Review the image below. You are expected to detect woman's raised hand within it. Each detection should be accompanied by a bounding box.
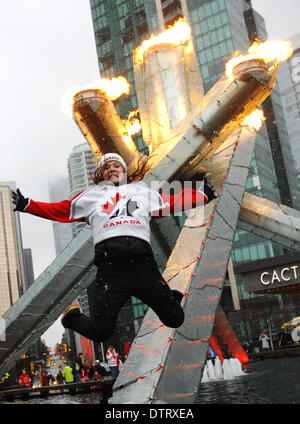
[11,188,29,212]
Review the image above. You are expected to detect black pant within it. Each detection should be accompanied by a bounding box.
[71,253,184,342]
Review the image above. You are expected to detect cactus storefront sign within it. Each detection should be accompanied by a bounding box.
[243,262,300,294]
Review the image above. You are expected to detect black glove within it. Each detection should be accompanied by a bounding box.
[203,178,217,203]
[193,170,217,203]
[11,188,29,212]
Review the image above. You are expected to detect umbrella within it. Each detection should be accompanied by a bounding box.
[281,316,300,329]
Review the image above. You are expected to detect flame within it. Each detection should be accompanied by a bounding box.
[93,76,130,100]
[241,109,265,130]
[61,76,130,117]
[135,18,192,63]
[226,39,293,77]
[122,109,142,136]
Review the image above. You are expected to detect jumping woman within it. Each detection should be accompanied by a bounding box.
[12,153,212,343]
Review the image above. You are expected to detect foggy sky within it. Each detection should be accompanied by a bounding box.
[0,0,299,348]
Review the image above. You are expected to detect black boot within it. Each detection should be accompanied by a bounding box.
[172,290,184,304]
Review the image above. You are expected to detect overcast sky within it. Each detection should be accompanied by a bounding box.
[0,0,299,348]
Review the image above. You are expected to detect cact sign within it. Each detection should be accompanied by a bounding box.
[243,261,300,294]
[260,265,299,286]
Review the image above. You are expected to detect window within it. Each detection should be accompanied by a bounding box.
[242,247,250,261]
[118,3,129,18]
[203,3,212,18]
[257,244,266,259]
[102,53,115,69]
[249,245,258,260]
[96,26,111,44]
[246,178,253,189]
[252,175,261,189]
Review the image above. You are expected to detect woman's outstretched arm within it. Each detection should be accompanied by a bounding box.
[12,188,85,223]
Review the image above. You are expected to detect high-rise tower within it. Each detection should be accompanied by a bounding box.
[0,182,26,316]
[277,32,300,183]
[48,175,73,255]
[68,143,96,238]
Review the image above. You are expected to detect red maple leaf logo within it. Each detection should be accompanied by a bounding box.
[101,193,126,215]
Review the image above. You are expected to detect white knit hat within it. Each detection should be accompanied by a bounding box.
[98,153,127,171]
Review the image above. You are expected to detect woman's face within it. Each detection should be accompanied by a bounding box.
[102,160,125,184]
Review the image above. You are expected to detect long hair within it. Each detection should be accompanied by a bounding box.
[91,154,153,185]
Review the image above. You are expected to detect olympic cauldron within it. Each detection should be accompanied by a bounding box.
[71,21,285,404]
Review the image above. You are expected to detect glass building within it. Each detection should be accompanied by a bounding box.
[277,32,300,182]
[22,248,34,288]
[88,0,300,349]
[0,183,26,316]
[48,175,73,255]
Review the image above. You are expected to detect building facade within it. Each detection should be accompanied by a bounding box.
[0,183,26,316]
[277,32,300,182]
[88,0,300,351]
[23,248,35,288]
[48,175,73,255]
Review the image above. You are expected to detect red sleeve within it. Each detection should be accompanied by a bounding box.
[25,191,85,223]
[153,188,207,218]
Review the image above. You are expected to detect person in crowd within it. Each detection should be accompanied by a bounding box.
[94,360,110,377]
[12,153,213,344]
[73,370,81,383]
[278,329,293,347]
[81,369,90,382]
[56,370,64,385]
[106,345,119,378]
[0,373,14,391]
[40,370,48,387]
[62,364,74,383]
[86,360,95,380]
[243,343,252,353]
[73,352,85,382]
[259,332,271,351]
[116,350,123,373]
[48,374,56,385]
[18,369,31,388]
[74,352,85,373]
[90,370,102,391]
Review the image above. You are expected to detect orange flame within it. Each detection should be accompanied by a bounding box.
[226,39,293,78]
[242,109,265,130]
[135,17,192,63]
[122,109,142,136]
[93,76,130,100]
[61,76,130,117]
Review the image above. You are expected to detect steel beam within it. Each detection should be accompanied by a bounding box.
[0,227,95,377]
[239,192,300,251]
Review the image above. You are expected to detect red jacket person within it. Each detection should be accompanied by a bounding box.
[18,369,31,387]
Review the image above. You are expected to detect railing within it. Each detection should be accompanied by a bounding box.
[0,376,115,402]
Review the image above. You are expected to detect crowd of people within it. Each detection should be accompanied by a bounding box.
[14,345,123,390]
[0,344,123,394]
